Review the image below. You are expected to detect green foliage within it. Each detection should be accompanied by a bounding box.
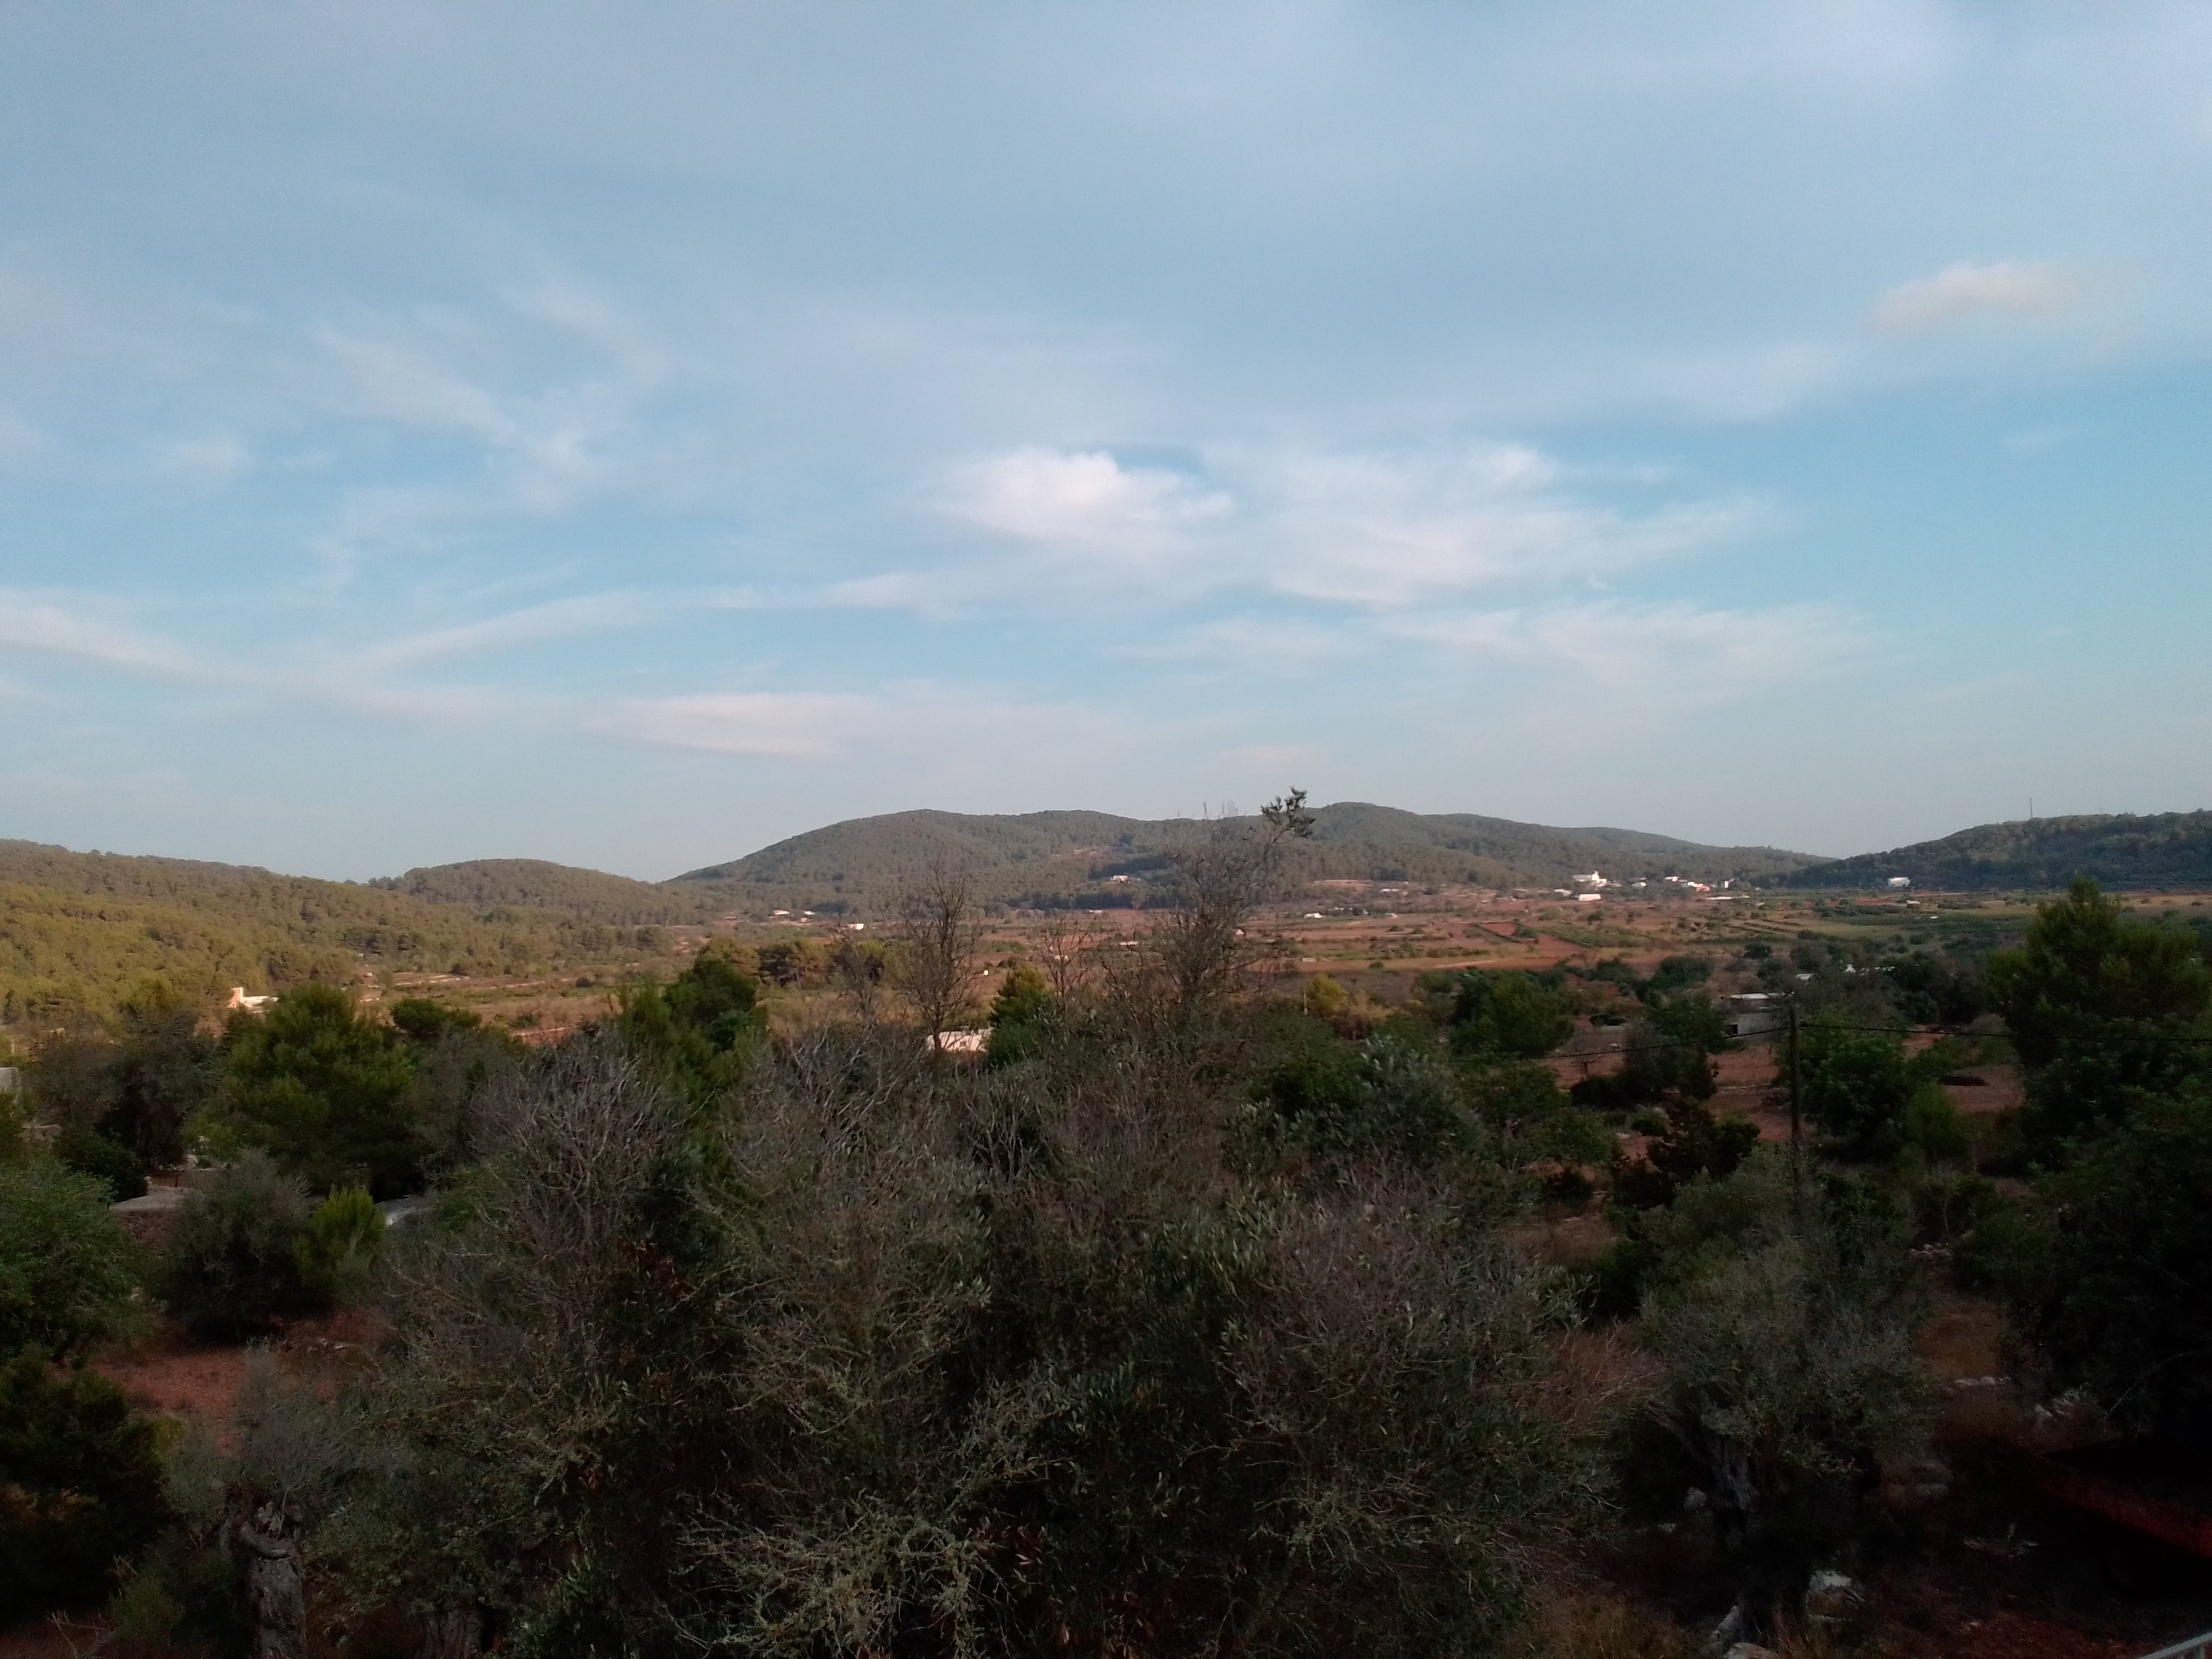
[1898,1083,1972,1164]
[54,1125,149,1200]
[157,1152,317,1340]
[984,962,1054,1069]
[1998,1090,2212,1431]
[1887,951,1985,1025]
[220,983,421,1196]
[1253,1027,1486,1167]
[1985,877,2212,1153]
[1798,1019,1947,1158]
[1634,1151,1930,1602]
[1987,877,2212,1066]
[0,1349,170,1623]
[1575,998,1733,1112]
[1447,970,1574,1060]
[615,951,766,1108]
[1610,1099,1758,1211]
[294,1184,385,1304]
[386,996,482,1046]
[0,1157,145,1360]
[104,978,221,1167]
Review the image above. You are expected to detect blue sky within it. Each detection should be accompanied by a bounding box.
[4,2,2211,878]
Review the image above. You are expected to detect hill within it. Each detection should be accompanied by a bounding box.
[0,841,673,1024]
[672,802,1813,914]
[1783,811,2212,891]
[370,858,722,925]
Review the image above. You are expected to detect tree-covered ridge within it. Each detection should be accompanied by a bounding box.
[370,858,723,925]
[0,842,671,1022]
[673,801,1814,913]
[1784,810,2212,891]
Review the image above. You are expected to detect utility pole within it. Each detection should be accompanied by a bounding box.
[1787,994,1802,1149]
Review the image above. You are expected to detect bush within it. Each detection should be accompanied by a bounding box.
[294,1184,384,1304]
[0,1157,145,1359]
[1611,1099,1758,1211]
[0,1348,170,1623]
[157,1152,317,1340]
[54,1125,148,1201]
[1999,1090,2212,1432]
[1638,1151,1930,1611]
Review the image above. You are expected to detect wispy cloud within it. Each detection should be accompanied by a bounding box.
[921,441,1765,610]
[1386,599,1867,703]
[0,592,228,682]
[1873,261,2100,333]
[359,592,671,670]
[590,692,890,758]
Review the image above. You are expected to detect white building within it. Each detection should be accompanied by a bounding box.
[1727,993,1782,1037]
[1886,876,1913,890]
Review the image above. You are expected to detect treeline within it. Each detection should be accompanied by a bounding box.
[0,841,675,1022]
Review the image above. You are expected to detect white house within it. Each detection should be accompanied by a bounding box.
[227,986,276,1013]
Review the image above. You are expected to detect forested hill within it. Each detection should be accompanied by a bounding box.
[672,802,1812,913]
[370,858,721,925]
[1784,811,2212,891]
[0,841,673,1023]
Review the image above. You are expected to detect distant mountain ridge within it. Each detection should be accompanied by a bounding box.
[1784,811,2212,891]
[668,802,1813,913]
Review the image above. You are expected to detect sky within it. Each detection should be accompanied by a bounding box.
[4,2,2212,879]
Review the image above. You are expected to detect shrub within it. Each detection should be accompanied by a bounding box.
[157,1152,317,1340]
[0,1349,170,1623]
[1611,1099,1758,1211]
[0,1157,145,1360]
[54,1125,148,1201]
[1899,1082,1972,1164]
[1638,1151,1929,1611]
[294,1184,384,1304]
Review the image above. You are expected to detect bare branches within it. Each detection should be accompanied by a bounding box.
[1154,787,1315,1014]
[890,854,986,1050]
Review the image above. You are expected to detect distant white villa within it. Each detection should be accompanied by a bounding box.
[227,986,276,1012]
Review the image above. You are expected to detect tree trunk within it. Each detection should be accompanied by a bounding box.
[237,1500,305,1659]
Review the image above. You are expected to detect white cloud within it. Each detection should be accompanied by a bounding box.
[926,441,1763,610]
[1387,598,1866,703]
[0,593,225,682]
[1255,445,1762,606]
[1873,261,2099,333]
[937,447,1231,560]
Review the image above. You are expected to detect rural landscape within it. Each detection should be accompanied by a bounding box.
[7,799,2212,1657]
[10,6,2212,1658]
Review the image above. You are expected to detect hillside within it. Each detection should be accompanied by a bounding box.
[673,802,1813,914]
[371,858,723,925]
[1784,811,2212,892]
[0,841,672,1023]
